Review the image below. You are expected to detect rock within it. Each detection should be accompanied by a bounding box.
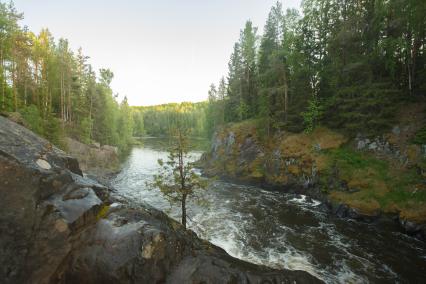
[368,141,378,151]
[334,204,349,218]
[313,143,321,152]
[392,126,401,135]
[399,218,425,240]
[90,141,101,149]
[36,158,52,170]
[101,144,118,154]
[65,137,119,177]
[225,132,235,154]
[0,116,322,283]
[357,139,367,150]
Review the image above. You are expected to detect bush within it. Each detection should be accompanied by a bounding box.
[413,126,426,145]
[301,96,323,133]
[44,115,65,149]
[20,105,43,135]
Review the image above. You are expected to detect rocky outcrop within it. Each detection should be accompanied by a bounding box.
[201,121,426,241]
[65,137,120,178]
[0,116,321,283]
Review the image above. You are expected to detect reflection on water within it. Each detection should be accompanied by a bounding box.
[111,138,426,283]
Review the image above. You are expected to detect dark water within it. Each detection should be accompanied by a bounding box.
[111,138,426,283]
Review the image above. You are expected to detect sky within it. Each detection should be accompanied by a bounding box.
[13,0,302,106]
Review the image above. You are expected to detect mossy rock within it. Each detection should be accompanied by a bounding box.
[96,204,110,220]
[399,205,426,223]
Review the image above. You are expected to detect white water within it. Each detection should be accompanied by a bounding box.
[111,140,426,283]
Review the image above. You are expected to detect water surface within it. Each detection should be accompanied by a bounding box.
[111,138,426,283]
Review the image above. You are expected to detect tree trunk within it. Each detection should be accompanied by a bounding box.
[283,68,288,123]
[1,47,4,110]
[181,194,187,229]
[34,61,40,110]
[12,61,17,111]
[178,128,187,229]
[68,82,72,122]
[60,70,64,122]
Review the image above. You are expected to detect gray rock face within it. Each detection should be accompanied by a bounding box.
[0,116,321,283]
[225,131,236,154]
[65,137,120,177]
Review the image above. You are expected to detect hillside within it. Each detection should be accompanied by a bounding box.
[201,103,426,240]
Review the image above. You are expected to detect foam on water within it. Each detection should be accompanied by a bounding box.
[289,194,322,207]
[111,143,426,283]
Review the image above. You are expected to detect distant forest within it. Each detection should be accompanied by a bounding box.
[132,102,207,138]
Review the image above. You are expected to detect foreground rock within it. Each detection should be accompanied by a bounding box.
[0,116,321,283]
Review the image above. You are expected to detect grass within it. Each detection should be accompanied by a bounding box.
[324,147,426,219]
[327,147,388,177]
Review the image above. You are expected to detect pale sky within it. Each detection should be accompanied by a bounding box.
[13,0,301,106]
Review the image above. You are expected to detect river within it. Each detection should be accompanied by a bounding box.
[111,138,426,283]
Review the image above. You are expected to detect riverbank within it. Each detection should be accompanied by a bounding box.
[200,105,426,241]
[65,137,120,178]
[0,116,321,283]
[111,138,426,282]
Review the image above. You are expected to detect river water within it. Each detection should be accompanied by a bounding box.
[111,138,426,283]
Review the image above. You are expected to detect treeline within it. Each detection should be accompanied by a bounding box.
[132,102,207,138]
[206,0,426,137]
[0,2,133,152]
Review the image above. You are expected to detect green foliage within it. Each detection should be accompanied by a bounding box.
[207,0,425,139]
[147,124,207,229]
[326,147,426,208]
[413,126,426,145]
[43,115,65,149]
[79,117,92,145]
[328,148,388,179]
[0,3,134,151]
[20,105,43,135]
[382,170,426,205]
[132,109,145,137]
[301,97,323,133]
[324,82,399,136]
[135,102,207,138]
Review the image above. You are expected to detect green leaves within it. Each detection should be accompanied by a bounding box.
[302,96,323,133]
[146,123,208,228]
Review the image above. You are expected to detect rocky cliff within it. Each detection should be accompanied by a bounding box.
[0,116,321,283]
[201,113,426,241]
[65,137,120,178]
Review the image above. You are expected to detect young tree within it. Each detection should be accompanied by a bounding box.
[151,124,206,229]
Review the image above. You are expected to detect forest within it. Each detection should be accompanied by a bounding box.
[205,0,426,138]
[0,2,133,152]
[1,0,426,151]
[132,102,207,138]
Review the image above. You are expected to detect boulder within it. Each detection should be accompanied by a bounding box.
[65,137,119,177]
[0,116,321,283]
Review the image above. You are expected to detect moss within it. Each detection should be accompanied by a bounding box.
[311,127,348,149]
[406,144,422,164]
[287,164,300,175]
[322,147,426,222]
[96,204,110,220]
[314,154,330,171]
[214,122,426,223]
[280,133,312,158]
[248,157,265,179]
[399,206,426,223]
[412,126,426,145]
